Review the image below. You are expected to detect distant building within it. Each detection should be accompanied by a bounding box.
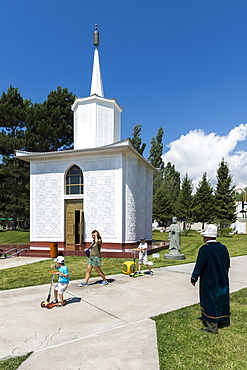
[16,27,158,257]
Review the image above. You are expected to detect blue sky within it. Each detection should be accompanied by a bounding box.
[1,0,247,187]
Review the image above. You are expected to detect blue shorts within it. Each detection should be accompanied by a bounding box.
[88,256,101,266]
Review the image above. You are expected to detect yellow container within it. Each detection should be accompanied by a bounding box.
[122,261,136,275]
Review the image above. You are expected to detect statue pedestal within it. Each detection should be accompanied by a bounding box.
[164,252,185,260]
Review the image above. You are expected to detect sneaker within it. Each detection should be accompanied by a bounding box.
[100,280,108,285]
[51,299,58,304]
[79,282,88,287]
[150,271,153,275]
[56,301,66,307]
[135,271,141,275]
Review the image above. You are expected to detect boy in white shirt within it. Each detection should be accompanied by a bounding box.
[134,237,153,275]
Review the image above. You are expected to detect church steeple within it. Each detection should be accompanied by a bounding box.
[90,24,104,97]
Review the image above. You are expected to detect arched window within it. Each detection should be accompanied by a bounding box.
[66,165,83,195]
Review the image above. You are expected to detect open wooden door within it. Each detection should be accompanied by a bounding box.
[65,200,83,247]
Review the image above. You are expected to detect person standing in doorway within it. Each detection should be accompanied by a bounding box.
[191,224,230,334]
[79,230,108,286]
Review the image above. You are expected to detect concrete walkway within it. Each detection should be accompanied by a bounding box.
[0,256,246,369]
[0,256,50,270]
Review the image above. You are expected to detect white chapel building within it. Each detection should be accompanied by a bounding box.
[16,27,158,257]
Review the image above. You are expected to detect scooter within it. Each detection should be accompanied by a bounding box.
[41,272,55,308]
[129,249,145,278]
[41,271,67,309]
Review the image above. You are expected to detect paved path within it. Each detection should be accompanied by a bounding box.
[0,256,50,270]
[0,256,246,369]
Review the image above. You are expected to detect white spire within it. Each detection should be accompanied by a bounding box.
[90,25,104,97]
[90,48,104,97]
[72,24,121,150]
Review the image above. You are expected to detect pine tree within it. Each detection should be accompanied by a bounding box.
[0,86,30,228]
[148,127,164,171]
[130,124,146,155]
[0,157,30,227]
[153,181,175,224]
[177,173,193,230]
[193,172,214,228]
[152,162,180,225]
[0,86,30,156]
[25,86,75,152]
[0,85,75,227]
[163,162,180,199]
[214,158,236,229]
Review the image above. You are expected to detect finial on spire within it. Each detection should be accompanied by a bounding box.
[94,24,99,48]
[90,24,104,97]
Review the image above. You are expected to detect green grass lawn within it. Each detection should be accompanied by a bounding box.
[154,287,247,369]
[0,229,30,244]
[152,229,247,259]
[1,229,246,258]
[0,353,31,370]
[0,230,247,290]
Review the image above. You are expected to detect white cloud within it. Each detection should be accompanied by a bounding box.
[162,123,247,189]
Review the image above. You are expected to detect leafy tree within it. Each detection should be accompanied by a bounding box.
[177,173,193,230]
[193,172,214,229]
[214,158,236,228]
[148,127,164,171]
[25,86,75,152]
[130,124,146,155]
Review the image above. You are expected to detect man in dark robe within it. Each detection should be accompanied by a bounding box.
[191,224,230,334]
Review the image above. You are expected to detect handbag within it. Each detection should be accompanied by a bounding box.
[85,247,92,257]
